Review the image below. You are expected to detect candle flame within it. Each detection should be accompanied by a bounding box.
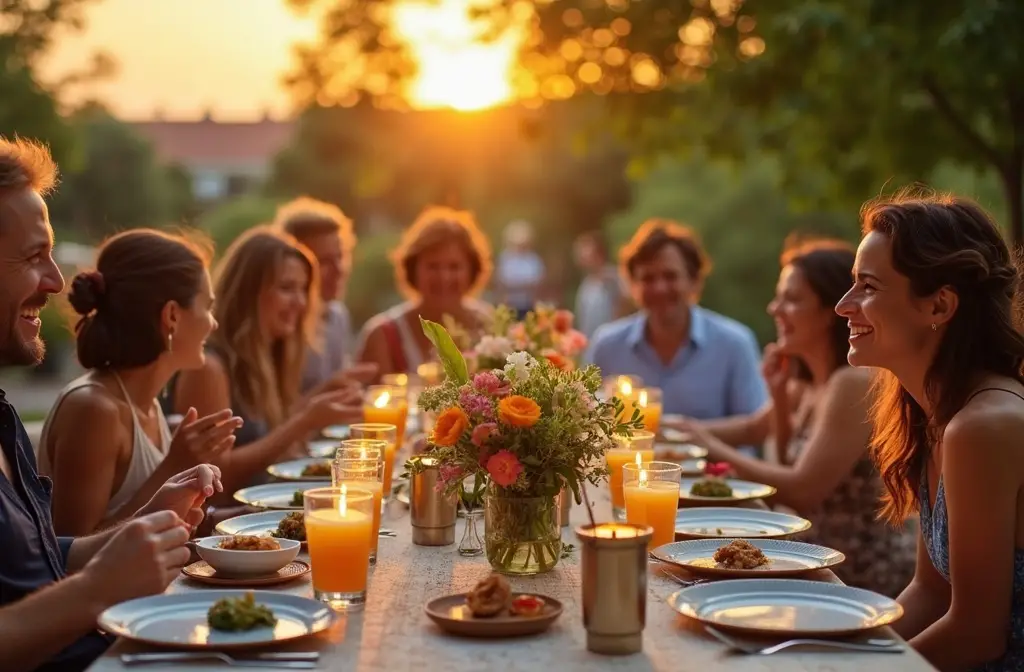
[639,468,648,488]
[339,483,348,516]
[635,452,642,467]
[620,380,633,396]
[374,391,391,409]
[637,389,648,407]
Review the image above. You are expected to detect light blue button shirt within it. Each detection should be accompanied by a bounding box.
[585,306,768,420]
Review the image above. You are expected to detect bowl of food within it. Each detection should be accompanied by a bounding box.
[195,535,301,577]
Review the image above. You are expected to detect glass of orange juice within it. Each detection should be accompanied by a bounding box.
[349,422,399,535]
[364,385,408,449]
[304,485,375,610]
[623,461,681,550]
[636,387,663,435]
[606,430,655,521]
[333,440,385,563]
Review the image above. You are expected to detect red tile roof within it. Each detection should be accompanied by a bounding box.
[131,118,296,168]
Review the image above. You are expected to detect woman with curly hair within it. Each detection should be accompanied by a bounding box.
[357,206,493,375]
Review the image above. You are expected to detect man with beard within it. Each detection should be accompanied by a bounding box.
[0,137,224,672]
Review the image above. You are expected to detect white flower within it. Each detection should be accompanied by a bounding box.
[477,335,514,359]
[503,351,536,381]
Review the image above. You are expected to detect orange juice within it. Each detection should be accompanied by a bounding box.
[306,507,372,594]
[624,480,680,549]
[335,479,383,555]
[606,449,654,509]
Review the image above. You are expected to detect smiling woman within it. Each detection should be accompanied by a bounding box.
[391,0,526,111]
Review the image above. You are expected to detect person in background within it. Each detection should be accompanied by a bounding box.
[172,227,362,496]
[0,135,221,672]
[673,237,915,596]
[836,193,1024,670]
[495,219,544,318]
[273,197,376,392]
[39,229,241,535]
[586,218,767,422]
[573,230,627,338]
[358,206,493,375]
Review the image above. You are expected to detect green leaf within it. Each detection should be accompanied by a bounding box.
[419,317,468,385]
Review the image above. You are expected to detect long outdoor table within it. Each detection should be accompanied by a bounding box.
[89,488,937,671]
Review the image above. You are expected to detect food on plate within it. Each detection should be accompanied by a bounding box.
[274,512,306,542]
[689,477,733,498]
[713,539,769,570]
[509,594,546,617]
[218,535,281,551]
[300,461,331,477]
[207,592,277,631]
[465,573,512,617]
[290,490,305,507]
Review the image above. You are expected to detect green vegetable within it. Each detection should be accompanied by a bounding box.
[207,593,277,632]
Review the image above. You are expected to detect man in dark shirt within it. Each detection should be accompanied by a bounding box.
[0,137,223,672]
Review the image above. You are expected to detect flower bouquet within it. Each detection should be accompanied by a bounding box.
[465,304,589,374]
[416,317,641,575]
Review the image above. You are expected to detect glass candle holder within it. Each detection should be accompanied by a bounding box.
[333,440,385,561]
[349,423,399,534]
[635,387,663,435]
[603,375,644,422]
[623,461,682,550]
[363,385,409,450]
[304,485,375,610]
[605,430,655,521]
[417,361,444,387]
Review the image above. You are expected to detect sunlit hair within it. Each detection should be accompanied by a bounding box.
[272,196,356,260]
[619,218,712,282]
[0,136,57,199]
[390,205,493,299]
[864,190,1024,524]
[68,229,212,370]
[779,234,856,380]
[209,226,319,428]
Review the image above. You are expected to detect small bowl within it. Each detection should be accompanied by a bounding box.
[195,536,301,577]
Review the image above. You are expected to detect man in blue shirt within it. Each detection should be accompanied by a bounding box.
[0,137,222,672]
[586,218,768,422]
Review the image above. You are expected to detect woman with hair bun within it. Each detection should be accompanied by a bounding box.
[836,192,1024,670]
[39,229,242,535]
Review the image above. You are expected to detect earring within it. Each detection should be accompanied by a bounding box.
[167,332,175,351]
[931,323,937,331]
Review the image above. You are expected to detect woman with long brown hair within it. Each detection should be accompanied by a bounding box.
[40,229,240,535]
[836,192,1024,670]
[358,206,493,375]
[172,226,361,494]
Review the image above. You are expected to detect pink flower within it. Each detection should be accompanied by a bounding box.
[473,371,502,394]
[459,388,494,418]
[471,422,498,447]
[509,323,528,349]
[486,450,523,487]
[552,310,574,333]
[558,329,588,357]
[437,464,465,491]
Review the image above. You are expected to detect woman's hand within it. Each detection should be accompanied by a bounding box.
[301,388,364,433]
[761,342,792,401]
[163,408,242,474]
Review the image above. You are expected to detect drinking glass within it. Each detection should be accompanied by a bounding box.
[333,440,385,562]
[623,461,682,550]
[606,430,655,521]
[350,422,399,533]
[636,387,663,435]
[304,485,375,610]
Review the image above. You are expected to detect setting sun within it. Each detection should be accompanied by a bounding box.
[391,0,526,111]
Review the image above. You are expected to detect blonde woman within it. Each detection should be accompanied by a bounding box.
[172,227,361,494]
[358,206,493,375]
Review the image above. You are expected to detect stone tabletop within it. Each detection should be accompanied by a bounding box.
[89,489,937,672]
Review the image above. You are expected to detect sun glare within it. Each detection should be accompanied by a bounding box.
[391,0,525,111]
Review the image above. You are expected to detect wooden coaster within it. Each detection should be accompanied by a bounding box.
[181,559,310,586]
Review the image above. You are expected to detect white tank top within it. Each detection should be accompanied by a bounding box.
[39,372,171,517]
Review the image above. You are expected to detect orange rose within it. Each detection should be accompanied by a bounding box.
[543,351,573,371]
[498,395,542,428]
[431,407,470,446]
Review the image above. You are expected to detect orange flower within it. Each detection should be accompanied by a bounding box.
[498,395,541,428]
[543,351,573,371]
[431,407,470,446]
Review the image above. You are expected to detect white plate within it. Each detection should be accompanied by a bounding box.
[674,507,812,540]
[666,579,902,636]
[98,590,333,649]
[655,442,708,460]
[652,538,844,578]
[661,427,693,443]
[308,439,339,459]
[233,482,330,510]
[267,458,333,482]
[194,536,300,577]
[679,477,776,504]
[215,510,305,543]
[321,425,349,440]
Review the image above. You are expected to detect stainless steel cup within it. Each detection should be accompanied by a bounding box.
[410,463,457,546]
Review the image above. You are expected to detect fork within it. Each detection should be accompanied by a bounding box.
[704,625,904,655]
[658,567,706,588]
[120,652,319,668]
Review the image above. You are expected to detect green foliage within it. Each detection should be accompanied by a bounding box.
[48,109,194,239]
[420,317,469,385]
[197,194,280,256]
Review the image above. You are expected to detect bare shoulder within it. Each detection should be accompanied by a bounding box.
[50,383,129,451]
[826,366,873,400]
[945,385,1024,454]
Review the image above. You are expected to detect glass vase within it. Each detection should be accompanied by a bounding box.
[458,507,484,557]
[484,488,562,575]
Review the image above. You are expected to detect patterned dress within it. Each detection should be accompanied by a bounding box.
[783,422,916,597]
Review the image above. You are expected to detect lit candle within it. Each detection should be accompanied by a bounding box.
[363,386,409,463]
[636,387,663,435]
[304,485,373,604]
[617,378,636,422]
[623,461,682,550]
[606,441,655,511]
[589,523,641,539]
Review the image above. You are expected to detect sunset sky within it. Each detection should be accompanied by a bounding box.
[38,0,524,120]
